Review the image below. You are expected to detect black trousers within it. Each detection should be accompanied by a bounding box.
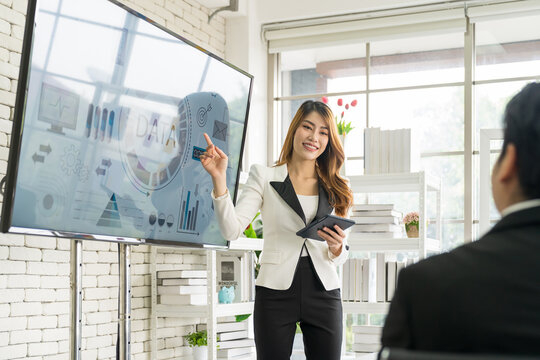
[254,256,343,360]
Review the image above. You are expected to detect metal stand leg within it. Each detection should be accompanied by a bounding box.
[70,240,82,360]
[119,244,131,360]
[208,250,217,360]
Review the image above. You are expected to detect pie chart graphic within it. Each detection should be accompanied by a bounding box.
[118,104,190,191]
[158,213,166,227]
[166,215,174,228]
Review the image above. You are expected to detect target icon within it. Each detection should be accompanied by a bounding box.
[197,107,207,127]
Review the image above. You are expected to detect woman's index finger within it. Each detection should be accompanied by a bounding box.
[203,133,213,146]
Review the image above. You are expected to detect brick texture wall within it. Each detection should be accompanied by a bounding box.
[0,0,225,359]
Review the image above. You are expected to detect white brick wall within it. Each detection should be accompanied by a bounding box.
[0,0,226,359]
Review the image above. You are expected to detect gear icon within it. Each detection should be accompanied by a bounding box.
[78,166,89,182]
[61,145,80,176]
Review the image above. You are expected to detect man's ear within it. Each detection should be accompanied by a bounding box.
[496,143,518,183]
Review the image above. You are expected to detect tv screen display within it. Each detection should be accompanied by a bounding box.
[0,0,253,248]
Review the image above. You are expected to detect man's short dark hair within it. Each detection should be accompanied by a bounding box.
[501,82,540,199]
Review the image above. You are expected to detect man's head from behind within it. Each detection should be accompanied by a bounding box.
[492,82,540,213]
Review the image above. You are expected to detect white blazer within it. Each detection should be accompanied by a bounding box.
[212,163,349,291]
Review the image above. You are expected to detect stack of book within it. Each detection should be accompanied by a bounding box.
[351,325,382,353]
[350,204,403,239]
[198,318,255,358]
[342,255,413,302]
[157,269,207,305]
[364,127,420,174]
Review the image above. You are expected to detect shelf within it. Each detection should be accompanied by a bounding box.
[228,237,263,251]
[342,301,390,314]
[348,236,440,252]
[216,301,254,317]
[155,301,254,317]
[348,172,441,193]
[342,352,378,360]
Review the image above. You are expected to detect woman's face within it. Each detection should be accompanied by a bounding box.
[292,111,329,162]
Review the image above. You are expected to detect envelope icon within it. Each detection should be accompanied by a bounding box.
[213,120,228,141]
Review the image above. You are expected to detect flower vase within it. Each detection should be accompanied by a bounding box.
[339,134,347,176]
[193,346,208,360]
[406,225,419,238]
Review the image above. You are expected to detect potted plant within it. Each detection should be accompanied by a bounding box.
[403,211,420,238]
[321,96,357,140]
[322,97,356,175]
[184,330,208,360]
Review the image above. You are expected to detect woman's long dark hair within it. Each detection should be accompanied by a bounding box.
[275,100,353,217]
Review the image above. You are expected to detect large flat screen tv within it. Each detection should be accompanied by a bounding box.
[0,0,253,248]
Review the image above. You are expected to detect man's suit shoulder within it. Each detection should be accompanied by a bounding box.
[400,238,493,290]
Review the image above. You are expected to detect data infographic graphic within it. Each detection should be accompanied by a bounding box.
[1,0,252,247]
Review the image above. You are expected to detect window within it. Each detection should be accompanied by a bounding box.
[473,13,540,238]
[270,8,540,250]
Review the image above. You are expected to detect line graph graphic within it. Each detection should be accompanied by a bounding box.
[38,82,80,134]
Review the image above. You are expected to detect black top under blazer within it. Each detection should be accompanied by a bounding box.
[382,205,540,355]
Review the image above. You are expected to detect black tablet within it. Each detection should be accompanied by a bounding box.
[296,214,355,242]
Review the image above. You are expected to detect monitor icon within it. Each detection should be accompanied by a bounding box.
[38,82,79,135]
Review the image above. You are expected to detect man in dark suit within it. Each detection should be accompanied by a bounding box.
[381,82,540,354]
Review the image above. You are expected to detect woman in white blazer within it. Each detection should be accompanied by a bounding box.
[201,100,353,360]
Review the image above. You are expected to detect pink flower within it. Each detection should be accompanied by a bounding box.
[341,111,344,118]
[337,98,343,106]
[345,104,349,110]
[403,212,420,225]
[351,100,358,107]
[321,96,328,104]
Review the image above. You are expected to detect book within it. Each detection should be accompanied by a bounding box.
[353,332,381,344]
[376,253,386,302]
[349,257,356,301]
[157,270,206,279]
[216,338,255,349]
[386,261,397,302]
[198,321,248,332]
[361,258,376,302]
[352,325,383,334]
[218,330,249,341]
[217,347,254,358]
[352,223,401,232]
[349,231,402,239]
[350,216,399,224]
[352,343,381,353]
[380,130,389,174]
[351,209,402,217]
[342,259,350,301]
[396,261,406,284]
[161,278,207,286]
[355,258,363,302]
[159,294,206,305]
[217,316,238,323]
[157,285,207,295]
[364,129,371,174]
[352,204,394,211]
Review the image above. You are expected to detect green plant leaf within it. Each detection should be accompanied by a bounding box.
[184,330,207,347]
[243,225,257,239]
[235,314,251,322]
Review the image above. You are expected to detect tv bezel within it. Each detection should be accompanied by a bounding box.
[0,0,253,248]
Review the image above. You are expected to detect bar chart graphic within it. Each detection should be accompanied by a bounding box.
[177,188,199,234]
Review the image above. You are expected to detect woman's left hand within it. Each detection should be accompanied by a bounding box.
[318,225,346,257]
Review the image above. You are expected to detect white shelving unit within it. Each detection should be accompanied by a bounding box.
[348,171,442,258]
[342,171,442,357]
[150,237,263,360]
